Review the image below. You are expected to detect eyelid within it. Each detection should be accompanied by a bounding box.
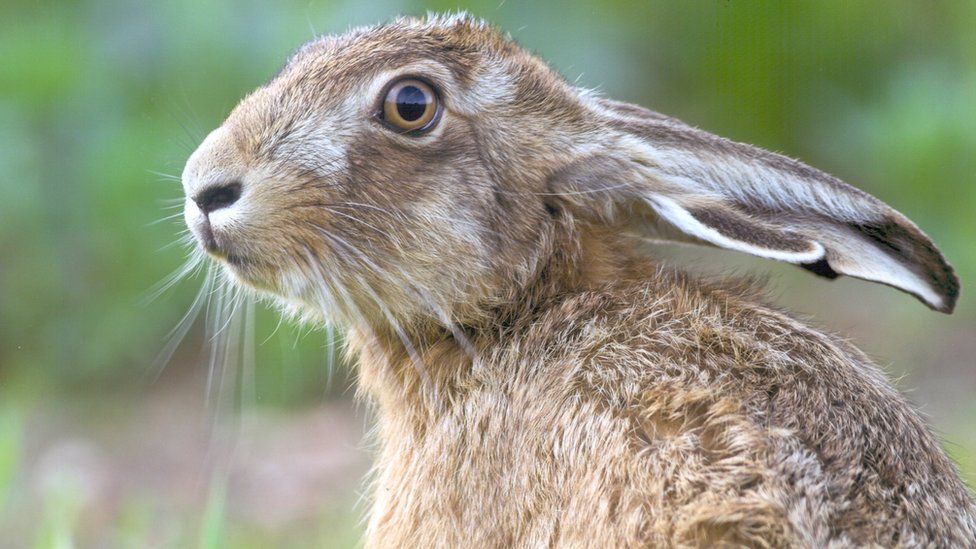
[371,73,446,112]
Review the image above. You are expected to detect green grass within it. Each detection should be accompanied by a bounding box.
[0,404,23,512]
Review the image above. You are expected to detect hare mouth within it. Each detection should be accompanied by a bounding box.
[212,248,263,272]
[198,236,256,273]
[194,224,253,269]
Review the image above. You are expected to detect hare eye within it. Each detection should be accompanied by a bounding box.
[381,78,439,133]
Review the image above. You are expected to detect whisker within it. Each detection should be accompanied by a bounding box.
[211,283,245,342]
[402,277,479,365]
[159,201,187,211]
[140,249,206,305]
[156,232,196,253]
[324,202,507,240]
[494,181,634,197]
[313,226,390,277]
[324,323,338,394]
[165,102,204,155]
[318,206,398,241]
[313,227,468,360]
[205,278,247,419]
[168,91,207,147]
[310,230,434,388]
[147,210,187,227]
[204,278,229,409]
[353,272,432,389]
[261,314,286,346]
[202,283,247,467]
[147,265,213,382]
[299,245,385,388]
[241,300,257,412]
[147,169,184,182]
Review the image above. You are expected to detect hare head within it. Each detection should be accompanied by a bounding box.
[181,14,959,332]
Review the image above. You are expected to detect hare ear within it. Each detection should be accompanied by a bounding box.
[551,98,959,313]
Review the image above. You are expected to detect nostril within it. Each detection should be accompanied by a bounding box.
[194,181,242,214]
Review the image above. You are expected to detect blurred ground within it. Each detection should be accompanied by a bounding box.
[0,368,368,548]
[1,1,974,546]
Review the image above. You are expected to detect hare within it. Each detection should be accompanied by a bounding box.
[180,14,974,547]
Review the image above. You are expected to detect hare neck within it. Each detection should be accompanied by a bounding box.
[346,220,640,422]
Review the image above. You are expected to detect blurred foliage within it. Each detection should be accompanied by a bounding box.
[1,0,975,546]
[2,0,975,401]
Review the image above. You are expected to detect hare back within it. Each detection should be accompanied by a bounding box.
[363,269,976,548]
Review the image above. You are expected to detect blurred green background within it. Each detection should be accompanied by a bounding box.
[1,0,974,546]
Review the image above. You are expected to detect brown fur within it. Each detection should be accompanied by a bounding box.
[180,14,973,547]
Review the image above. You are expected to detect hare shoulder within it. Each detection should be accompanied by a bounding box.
[361,267,975,547]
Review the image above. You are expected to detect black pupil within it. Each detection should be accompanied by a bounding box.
[396,85,429,122]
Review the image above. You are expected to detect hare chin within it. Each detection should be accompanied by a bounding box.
[261,266,342,318]
[209,254,287,299]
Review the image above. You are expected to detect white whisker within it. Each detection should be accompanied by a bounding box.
[320,206,398,242]
[354,273,432,389]
[147,210,188,227]
[147,264,214,382]
[147,169,184,182]
[141,248,206,305]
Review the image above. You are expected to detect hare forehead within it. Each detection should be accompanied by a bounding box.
[230,61,517,169]
[278,24,521,106]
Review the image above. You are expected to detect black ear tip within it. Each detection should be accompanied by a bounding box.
[903,268,958,314]
[931,290,957,314]
[916,250,959,314]
[799,255,960,314]
[935,270,960,314]
[849,216,961,314]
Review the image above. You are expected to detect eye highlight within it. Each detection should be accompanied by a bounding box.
[381,78,440,133]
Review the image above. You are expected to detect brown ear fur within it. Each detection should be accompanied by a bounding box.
[549,98,959,313]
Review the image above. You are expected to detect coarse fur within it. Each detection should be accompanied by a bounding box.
[180,14,973,547]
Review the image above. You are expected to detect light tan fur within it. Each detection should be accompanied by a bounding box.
[181,15,972,547]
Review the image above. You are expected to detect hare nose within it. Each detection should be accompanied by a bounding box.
[194,181,242,214]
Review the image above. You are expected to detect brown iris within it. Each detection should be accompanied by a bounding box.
[382,78,439,133]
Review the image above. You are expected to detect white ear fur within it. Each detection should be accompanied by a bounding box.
[643,193,825,264]
[554,98,960,313]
